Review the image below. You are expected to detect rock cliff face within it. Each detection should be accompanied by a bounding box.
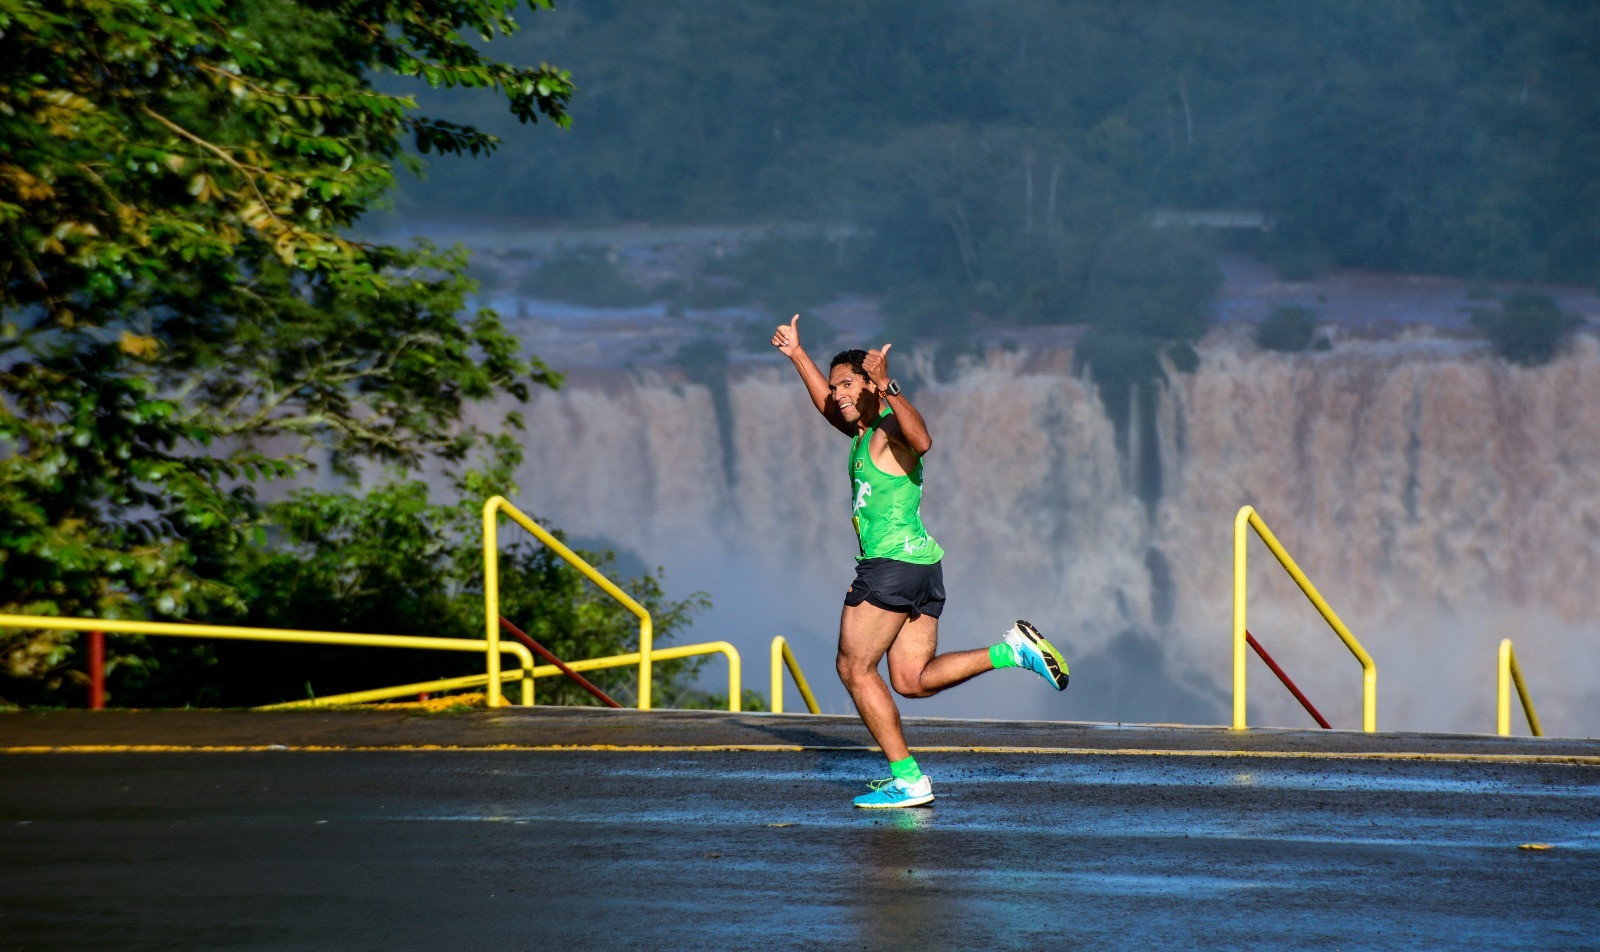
[475,333,1600,736]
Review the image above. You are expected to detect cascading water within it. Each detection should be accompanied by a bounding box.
[473,330,1600,737]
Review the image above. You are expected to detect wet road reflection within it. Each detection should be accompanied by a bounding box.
[2,748,1597,949]
[852,808,946,947]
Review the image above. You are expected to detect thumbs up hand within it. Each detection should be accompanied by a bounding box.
[771,314,801,356]
[863,342,892,390]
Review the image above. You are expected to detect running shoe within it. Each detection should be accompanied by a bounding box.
[865,776,894,792]
[1004,619,1070,691]
[853,775,934,808]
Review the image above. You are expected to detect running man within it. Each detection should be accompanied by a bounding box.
[772,315,1070,808]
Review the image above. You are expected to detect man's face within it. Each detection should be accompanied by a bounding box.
[828,364,876,423]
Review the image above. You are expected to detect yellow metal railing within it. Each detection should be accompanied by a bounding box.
[258,670,526,710]
[0,614,537,708]
[483,495,654,710]
[1234,505,1377,732]
[256,639,746,711]
[482,495,744,712]
[520,641,743,711]
[1497,639,1544,737]
[769,636,820,714]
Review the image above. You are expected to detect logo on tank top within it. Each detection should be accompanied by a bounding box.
[854,458,863,472]
[853,479,872,513]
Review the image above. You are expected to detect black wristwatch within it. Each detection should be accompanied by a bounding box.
[883,379,901,397]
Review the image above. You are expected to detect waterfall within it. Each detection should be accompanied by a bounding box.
[472,332,1600,737]
[1160,332,1600,736]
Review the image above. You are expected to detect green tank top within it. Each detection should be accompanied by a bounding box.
[849,409,944,564]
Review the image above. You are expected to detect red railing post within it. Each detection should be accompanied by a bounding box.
[88,630,105,710]
[1246,629,1332,729]
[498,616,622,709]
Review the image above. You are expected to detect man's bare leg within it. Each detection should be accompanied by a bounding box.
[836,601,920,762]
[884,614,994,698]
[836,602,1002,761]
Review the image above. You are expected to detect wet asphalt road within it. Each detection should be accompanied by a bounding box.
[3,709,1599,950]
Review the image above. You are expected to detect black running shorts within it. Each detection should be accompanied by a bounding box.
[844,558,945,619]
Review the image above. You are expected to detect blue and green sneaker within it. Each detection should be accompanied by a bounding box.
[853,775,934,809]
[1004,619,1070,691]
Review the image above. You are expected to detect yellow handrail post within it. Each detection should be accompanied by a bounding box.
[1497,640,1511,736]
[1233,507,1250,730]
[482,496,656,710]
[791,642,818,714]
[517,651,535,707]
[769,636,820,715]
[1497,639,1543,737]
[1233,505,1378,732]
[770,637,786,714]
[724,643,742,712]
[483,499,504,708]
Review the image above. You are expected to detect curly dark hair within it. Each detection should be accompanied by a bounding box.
[829,349,869,377]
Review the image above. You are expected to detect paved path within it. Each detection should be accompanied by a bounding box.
[3,709,1598,949]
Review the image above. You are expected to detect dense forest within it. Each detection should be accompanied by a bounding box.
[404,0,1599,327]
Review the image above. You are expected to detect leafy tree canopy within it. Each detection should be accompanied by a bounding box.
[138,454,709,709]
[1,1,573,687]
[404,0,1600,315]
[0,445,715,708]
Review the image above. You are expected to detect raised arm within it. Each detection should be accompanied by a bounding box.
[863,343,932,458]
[772,314,851,435]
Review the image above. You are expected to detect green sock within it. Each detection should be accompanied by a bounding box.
[989,642,1019,669]
[889,756,923,784]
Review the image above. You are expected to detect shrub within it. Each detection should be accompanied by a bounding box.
[1471,291,1580,367]
[1255,305,1318,352]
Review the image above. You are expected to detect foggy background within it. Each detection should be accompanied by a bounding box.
[370,1,1600,735]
